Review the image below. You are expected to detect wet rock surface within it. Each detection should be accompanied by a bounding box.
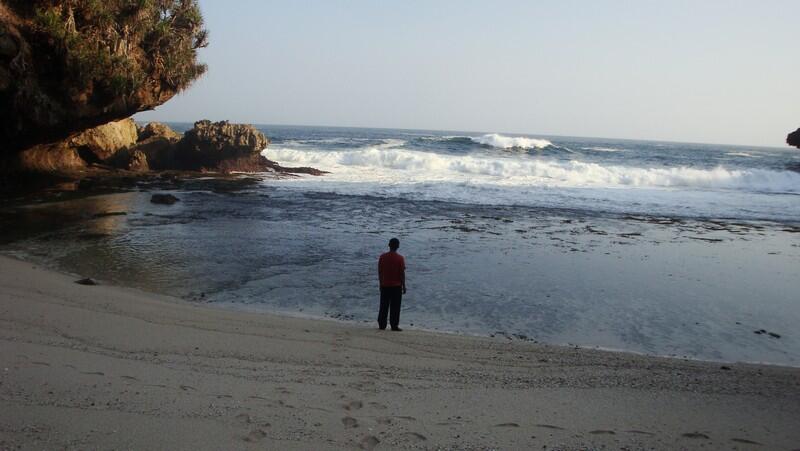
[150,193,180,205]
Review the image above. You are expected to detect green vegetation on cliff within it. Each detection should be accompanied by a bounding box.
[25,0,208,97]
[0,0,208,154]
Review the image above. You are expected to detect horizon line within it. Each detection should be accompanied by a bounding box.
[133,117,794,150]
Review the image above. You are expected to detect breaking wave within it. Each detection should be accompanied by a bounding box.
[265,146,800,194]
[467,133,552,149]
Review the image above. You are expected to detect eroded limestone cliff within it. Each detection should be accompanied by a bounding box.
[0,0,207,160]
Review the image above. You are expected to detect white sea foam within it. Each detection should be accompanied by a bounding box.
[264,146,800,194]
[468,133,552,149]
[726,151,758,158]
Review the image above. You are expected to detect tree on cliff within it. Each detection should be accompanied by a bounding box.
[0,0,208,154]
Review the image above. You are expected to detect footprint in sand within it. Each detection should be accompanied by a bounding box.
[31,361,50,367]
[626,430,655,436]
[731,438,762,445]
[590,430,616,435]
[367,401,387,410]
[343,400,363,411]
[342,416,358,429]
[179,385,196,391]
[535,424,565,430]
[682,432,711,439]
[81,371,105,376]
[401,432,427,442]
[243,429,267,442]
[236,413,252,424]
[120,375,139,381]
[376,417,392,425]
[359,435,380,450]
[494,423,520,428]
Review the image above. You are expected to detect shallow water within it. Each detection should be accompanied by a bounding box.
[2,126,799,366]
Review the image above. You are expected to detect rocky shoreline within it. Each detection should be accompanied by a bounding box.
[1,119,325,200]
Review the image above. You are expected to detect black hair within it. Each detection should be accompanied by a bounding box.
[388,238,400,250]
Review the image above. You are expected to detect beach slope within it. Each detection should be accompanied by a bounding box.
[1,255,798,450]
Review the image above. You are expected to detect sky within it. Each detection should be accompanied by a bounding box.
[135,0,799,147]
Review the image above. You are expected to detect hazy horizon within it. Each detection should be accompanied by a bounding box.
[135,0,799,148]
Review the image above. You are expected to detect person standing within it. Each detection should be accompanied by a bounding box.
[378,238,406,331]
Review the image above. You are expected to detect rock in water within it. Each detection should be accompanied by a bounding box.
[176,120,269,170]
[788,128,800,148]
[150,194,180,205]
[75,278,98,286]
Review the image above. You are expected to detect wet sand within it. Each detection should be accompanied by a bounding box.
[1,255,799,450]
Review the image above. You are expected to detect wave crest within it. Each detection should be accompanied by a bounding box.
[469,133,552,149]
[264,147,800,194]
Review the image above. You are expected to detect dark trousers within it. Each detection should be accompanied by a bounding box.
[378,286,402,329]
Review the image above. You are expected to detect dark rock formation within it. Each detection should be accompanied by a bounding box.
[172,120,327,174]
[787,128,800,148]
[74,277,98,285]
[176,120,269,170]
[151,193,179,205]
[0,0,208,157]
[124,149,149,172]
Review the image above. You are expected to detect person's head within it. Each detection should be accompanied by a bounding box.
[388,238,400,251]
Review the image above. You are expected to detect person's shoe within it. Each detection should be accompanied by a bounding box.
[391,327,402,332]
[378,326,386,330]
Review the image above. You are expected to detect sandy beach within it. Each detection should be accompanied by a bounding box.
[1,255,799,450]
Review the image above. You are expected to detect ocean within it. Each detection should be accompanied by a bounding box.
[3,125,800,366]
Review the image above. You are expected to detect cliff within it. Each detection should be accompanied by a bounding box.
[0,0,208,157]
[788,128,800,149]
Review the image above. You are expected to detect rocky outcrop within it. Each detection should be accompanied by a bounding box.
[17,142,86,173]
[16,118,137,172]
[134,122,182,170]
[139,122,181,142]
[788,128,800,148]
[9,118,325,177]
[0,0,208,158]
[71,119,138,163]
[176,120,269,170]
[171,120,326,174]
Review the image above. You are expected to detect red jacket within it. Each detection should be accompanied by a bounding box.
[378,252,405,287]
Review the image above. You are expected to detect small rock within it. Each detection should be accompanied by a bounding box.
[720,366,731,370]
[767,332,781,339]
[150,193,180,205]
[75,278,98,286]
